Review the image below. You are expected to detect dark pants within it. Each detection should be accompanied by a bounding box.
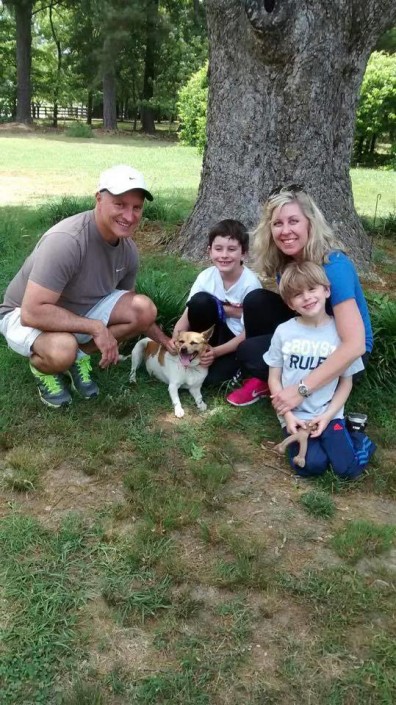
[236,289,293,381]
[285,418,376,479]
[187,292,240,385]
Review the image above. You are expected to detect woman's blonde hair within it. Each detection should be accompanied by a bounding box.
[252,187,344,278]
[278,261,330,304]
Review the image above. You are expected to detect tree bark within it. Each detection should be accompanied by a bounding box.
[103,69,117,130]
[140,0,159,134]
[86,90,93,125]
[14,0,34,123]
[48,3,61,128]
[176,0,396,268]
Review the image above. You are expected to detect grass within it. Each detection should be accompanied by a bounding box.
[0,142,395,703]
[331,520,395,564]
[0,132,201,208]
[0,133,395,220]
[299,489,336,518]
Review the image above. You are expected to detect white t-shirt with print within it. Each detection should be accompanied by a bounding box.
[263,316,364,425]
[188,265,262,335]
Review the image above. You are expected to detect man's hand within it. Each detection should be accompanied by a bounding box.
[164,338,177,354]
[271,384,301,415]
[92,324,120,368]
[200,345,216,367]
[284,411,307,435]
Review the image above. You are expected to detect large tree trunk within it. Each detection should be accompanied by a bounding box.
[140,0,159,134]
[177,0,396,268]
[14,0,33,124]
[48,3,61,128]
[103,70,117,130]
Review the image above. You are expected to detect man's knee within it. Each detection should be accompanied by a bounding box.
[131,294,157,329]
[33,333,77,371]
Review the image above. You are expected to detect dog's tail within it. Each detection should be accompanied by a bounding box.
[129,338,148,383]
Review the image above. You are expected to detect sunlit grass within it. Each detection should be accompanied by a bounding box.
[1,133,395,219]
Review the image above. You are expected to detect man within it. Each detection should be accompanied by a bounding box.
[0,164,167,408]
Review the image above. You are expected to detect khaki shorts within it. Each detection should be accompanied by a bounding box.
[0,290,128,357]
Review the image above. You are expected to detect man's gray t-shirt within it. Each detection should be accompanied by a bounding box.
[0,210,139,319]
[263,317,364,425]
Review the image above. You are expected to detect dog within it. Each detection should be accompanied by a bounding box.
[129,327,214,418]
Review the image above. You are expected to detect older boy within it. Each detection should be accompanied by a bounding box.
[169,219,262,385]
[264,262,375,479]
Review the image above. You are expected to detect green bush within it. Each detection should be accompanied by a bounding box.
[38,194,192,229]
[39,196,95,227]
[365,293,396,389]
[177,63,208,153]
[65,122,94,139]
[136,270,187,333]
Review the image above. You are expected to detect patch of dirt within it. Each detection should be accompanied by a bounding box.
[79,596,157,676]
[0,461,126,528]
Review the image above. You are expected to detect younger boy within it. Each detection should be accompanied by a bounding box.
[169,219,262,385]
[264,262,376,479]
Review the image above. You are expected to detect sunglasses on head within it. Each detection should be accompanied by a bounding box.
[268,183,305,198]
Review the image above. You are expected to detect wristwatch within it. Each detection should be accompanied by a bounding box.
[298,380,311,398]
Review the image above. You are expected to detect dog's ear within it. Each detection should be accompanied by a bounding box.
[201,325,215,342]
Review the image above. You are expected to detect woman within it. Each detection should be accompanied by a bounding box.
[227,185,373,415]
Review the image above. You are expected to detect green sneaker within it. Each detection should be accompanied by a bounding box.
[67,356,99,399]
[29,363,72,408]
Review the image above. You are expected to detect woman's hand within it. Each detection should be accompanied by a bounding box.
[200,345,216,367]
[271,384,301,415]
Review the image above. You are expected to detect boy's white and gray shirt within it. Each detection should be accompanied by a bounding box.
[263,317,364,426]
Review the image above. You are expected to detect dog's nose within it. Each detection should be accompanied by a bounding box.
[180,346,188,354]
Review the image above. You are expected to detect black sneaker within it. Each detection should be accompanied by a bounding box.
[67,356,99,399]
[29,363,72,408]
[346,412,368,433]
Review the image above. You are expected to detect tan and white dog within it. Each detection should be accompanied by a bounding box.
[129,328,214,418]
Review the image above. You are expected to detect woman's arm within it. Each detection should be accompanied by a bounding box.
[272,298,365,415]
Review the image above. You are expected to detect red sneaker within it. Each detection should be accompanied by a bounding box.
[226,378,270,406]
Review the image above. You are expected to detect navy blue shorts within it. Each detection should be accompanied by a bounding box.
[285,418,376,480]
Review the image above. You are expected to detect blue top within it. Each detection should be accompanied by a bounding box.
[276,251,373,353]
[323,251,373,353]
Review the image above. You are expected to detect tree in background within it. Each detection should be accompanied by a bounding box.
[0,0,207,128]
[4,0,34,123]
[176,0,396,267]
[0,7,16,117]
[155,0,207,123]
[354,52,396,161]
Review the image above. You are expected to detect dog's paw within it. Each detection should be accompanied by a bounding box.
[129,371,137,383]
[197,401,207,412]
[174,405,185,418]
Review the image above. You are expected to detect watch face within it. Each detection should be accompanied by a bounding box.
[299,383,309,397]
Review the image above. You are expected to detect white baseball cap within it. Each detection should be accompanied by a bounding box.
[98,164,154,201]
